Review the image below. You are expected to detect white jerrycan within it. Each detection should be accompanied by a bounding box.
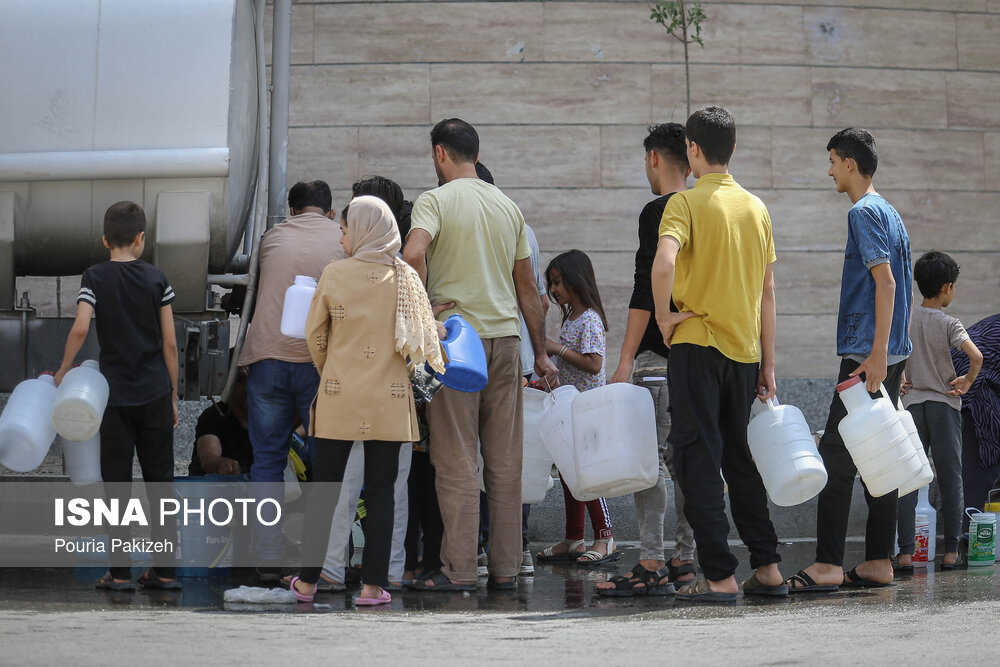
[61,434,102,485]
[570,383,659,502]
[521,387,555,504]
[0,373,58,472]
[52,360,110,442]
[895,399,933,498]
[836,377,921,497]
[539,385,580,493]
[747,397,828,506]
[279,275,318,339]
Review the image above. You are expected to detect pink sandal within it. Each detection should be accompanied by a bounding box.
[289,576,315,603]
[354,587,391,606]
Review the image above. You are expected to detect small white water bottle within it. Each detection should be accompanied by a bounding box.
[280,275,317,340]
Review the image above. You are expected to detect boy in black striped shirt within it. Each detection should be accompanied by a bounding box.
[56,200,180,591]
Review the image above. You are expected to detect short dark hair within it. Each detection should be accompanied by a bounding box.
[914,251,960,299]
[287,180,333,213]
[430,118,479,164]
[353,175,404,219]
[644,122,689,170]
[103,201,146,248]
[686,106,736,166]
[826,128,878,177]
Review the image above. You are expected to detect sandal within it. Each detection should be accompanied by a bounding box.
[289,576,315,602]
[407,569,476,592]
[136,569,181,590]
[577,538,621,566]
[741,571,788,597]
[786,569,839,593]
[280,574,345,593]
[486,576,517,591]
[354,587,392,606]
[841,567,891,589]
[667,560,696,583]
[95,571,135,592]
[675,578,737,602]
[596,563,675,597]
[536,539,585,562]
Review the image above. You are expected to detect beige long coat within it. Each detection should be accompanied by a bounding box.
[305,257,419,442]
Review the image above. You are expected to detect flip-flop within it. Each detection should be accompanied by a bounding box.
[95,571,135,591]
[136,569,181,590]
[576,538,621,567]
[939,559,963,571]
[535,539,586,562]
[355,587,391,606]
[288,576,315,602]
[675,578,737,602]
[407,569,476,592]
[786,569,839,593]
[741,571,788,596]
[841,567,892,589]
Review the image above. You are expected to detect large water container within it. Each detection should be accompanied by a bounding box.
[570,384,659,501]
[174,475,239,578]
[0,373,58,472]
[747,397,828,506]
[436,315,489,393]
[52,360,109,442]
[279,275,317,339]
[837,378,921,497]
[62,434,102,485]
[895,399,934,498]
[540,386,580,493]
[521,387,554,504]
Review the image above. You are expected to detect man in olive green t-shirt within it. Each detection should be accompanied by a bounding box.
[403,118,558,590]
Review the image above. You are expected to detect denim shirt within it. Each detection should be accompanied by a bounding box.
[836,194,912,359]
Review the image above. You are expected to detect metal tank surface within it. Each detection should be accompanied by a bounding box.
[0,0,265,394]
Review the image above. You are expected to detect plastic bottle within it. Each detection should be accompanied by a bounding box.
[61,434,102,485]
[896,399,933,497]
[913,484,937,566]
[539,385,580,493]
[435,314,489,393]
[52,360,110,442]
[836,377,920,497]
[747,396,828,506]
[0,373,58,472]
[966,508,997,567]
[279,275,317,339]
[520,387,554,504]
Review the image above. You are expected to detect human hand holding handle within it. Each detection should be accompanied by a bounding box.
[849,352,887,394]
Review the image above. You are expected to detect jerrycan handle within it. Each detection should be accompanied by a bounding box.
[766,397,779,414]
[966,507,984,521]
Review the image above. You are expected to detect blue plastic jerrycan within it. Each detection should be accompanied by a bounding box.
[435,314,488,392]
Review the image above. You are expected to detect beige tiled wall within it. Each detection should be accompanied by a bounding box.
[277,0,1000,378]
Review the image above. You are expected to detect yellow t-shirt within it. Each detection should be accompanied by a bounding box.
[410,178,531,339]
[658,173,776,363]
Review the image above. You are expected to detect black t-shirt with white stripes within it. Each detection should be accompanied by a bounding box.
[78,260,175,406]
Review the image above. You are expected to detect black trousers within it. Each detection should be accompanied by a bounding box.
[667,344,780,581]
[100,394,176,580]
[300,439,401,587]
[405,450,444,572]
[815,358,906,565]
[962,408,1000,532]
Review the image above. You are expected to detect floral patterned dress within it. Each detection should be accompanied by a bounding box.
[557,308,606,392]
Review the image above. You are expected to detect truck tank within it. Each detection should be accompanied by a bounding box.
[0,0,266,394]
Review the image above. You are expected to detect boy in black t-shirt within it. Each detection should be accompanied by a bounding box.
[56,201,180,591]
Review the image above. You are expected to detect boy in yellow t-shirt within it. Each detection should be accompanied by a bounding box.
[651,106,784,602]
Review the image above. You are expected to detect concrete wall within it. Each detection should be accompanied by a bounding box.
[272,0,1000,379]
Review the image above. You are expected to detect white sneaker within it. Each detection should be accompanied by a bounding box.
[477,551,489,578]
[519,549,534,577]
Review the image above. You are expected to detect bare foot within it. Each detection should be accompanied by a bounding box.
[850,558,893,584]
[897,553,913,567]
[942,551,960,566]
[750,563,784,587]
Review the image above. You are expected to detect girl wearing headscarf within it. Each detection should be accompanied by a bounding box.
[289,196,445,606]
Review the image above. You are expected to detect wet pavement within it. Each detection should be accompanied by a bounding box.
[1,540,996,618]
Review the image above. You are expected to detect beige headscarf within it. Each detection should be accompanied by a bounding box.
[346,196,445,374]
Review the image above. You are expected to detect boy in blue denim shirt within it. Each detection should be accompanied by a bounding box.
[788,128,912,592]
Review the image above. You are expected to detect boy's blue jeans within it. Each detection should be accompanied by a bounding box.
[897,401,964,554]
[247,359,319,561]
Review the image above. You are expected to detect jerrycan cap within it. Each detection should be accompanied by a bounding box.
[836,376,862,392]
